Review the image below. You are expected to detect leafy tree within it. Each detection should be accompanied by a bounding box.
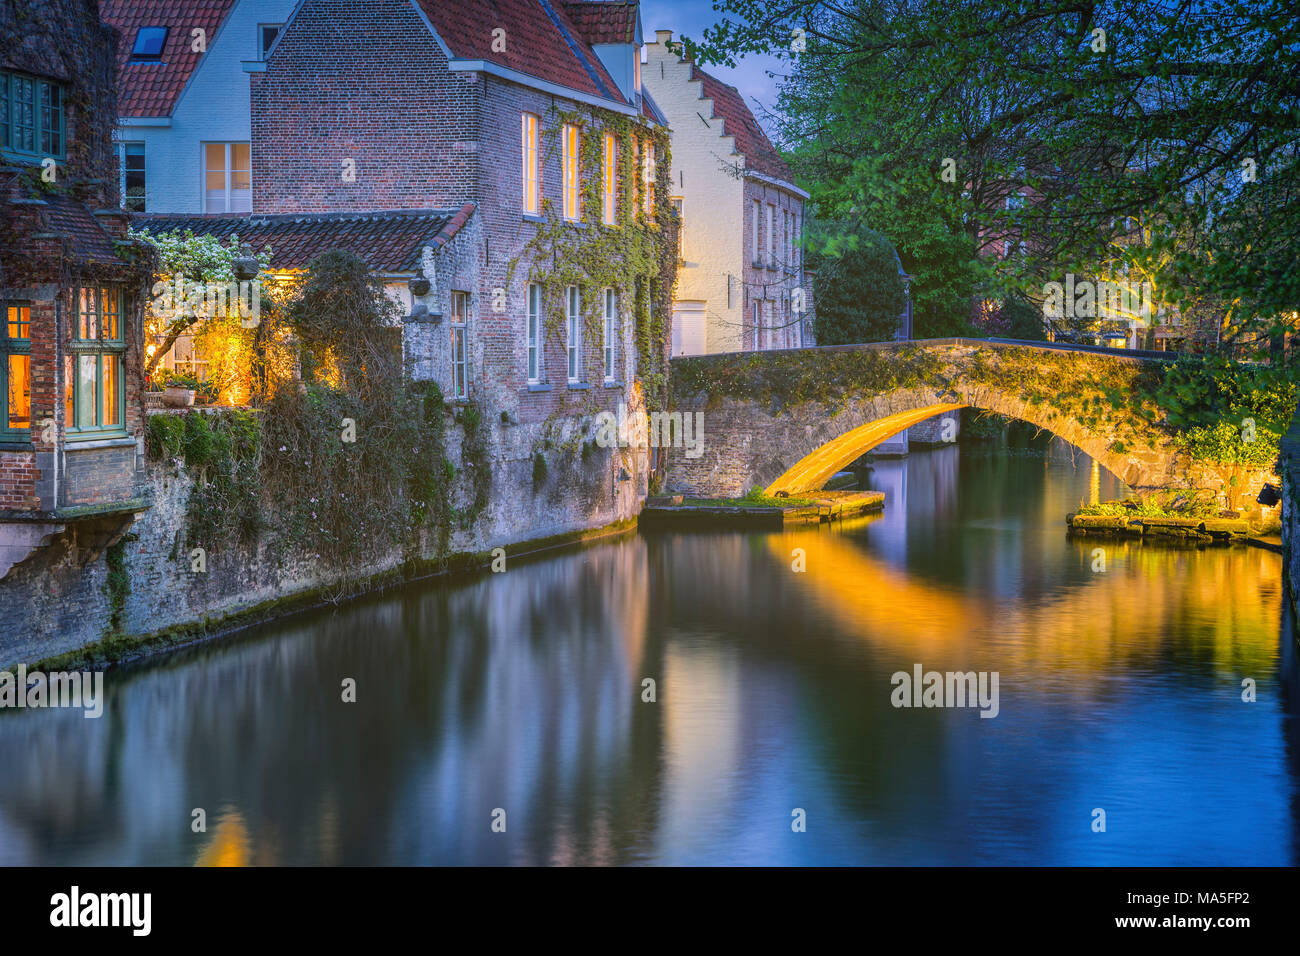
[130,228,271,376]
[288,249,402,396]
[688,0,1300,350]
[811,228,907,344]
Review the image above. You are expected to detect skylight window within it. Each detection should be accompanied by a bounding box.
[131,26,168,62]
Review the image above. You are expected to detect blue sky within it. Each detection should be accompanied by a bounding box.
[639,0,785,138]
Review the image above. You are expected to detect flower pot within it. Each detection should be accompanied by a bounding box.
[162,387,196,408]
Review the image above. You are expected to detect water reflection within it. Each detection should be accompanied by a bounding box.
[0,443,1295,865]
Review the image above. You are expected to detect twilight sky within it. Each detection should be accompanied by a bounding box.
[638,0,786,140]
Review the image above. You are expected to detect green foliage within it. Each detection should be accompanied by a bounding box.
[508,110,677,408]
[288,249,402,396]
[104,536,132,635]
[1154,356,1298,464]
[146,413,186,461]
[687,0,1300,341]
[458,401,491,525]
[811,228,907,345]
[532,451,548,489]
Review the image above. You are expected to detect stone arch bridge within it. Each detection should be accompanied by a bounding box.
[664,338,1269,503]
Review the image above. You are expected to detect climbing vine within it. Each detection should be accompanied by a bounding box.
[507,106,679,410]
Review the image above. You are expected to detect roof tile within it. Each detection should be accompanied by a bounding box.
[131,205,477,273]
[691,64,792,183]
[101,1,237,118]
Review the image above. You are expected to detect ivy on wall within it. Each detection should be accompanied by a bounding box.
[507,106,679,410]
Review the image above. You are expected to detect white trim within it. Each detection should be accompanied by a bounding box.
[448,60,639,116]
[744,169,809,200]
[117,117,171,127]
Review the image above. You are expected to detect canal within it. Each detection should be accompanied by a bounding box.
[1,439,1296,865]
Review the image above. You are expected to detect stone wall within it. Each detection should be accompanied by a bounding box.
[0,410,648,668]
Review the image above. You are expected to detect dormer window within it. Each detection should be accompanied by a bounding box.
[131,27,168,63]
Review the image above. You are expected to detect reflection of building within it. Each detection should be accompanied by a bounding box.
[0,0,153,580]
[644,31,813,355]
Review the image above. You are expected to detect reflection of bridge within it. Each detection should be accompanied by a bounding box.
[666,338,1270,502]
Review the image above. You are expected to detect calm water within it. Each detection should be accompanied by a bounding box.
[1,441,1297,865]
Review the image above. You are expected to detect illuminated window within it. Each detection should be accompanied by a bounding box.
[450,291,468,399]
[602,130,617,225]
[566,286,581,382]
[67,288,125,437]
[522,113,539,215]
[203,142,250,213]
[562,123,580,221]
[602,288,616,382]
[526,283,541,382]
[2,302,31,438]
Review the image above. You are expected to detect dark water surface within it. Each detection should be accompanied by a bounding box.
[2,442,1296,865]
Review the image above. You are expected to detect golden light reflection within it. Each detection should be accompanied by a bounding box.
[765,403,967,495]
[770,524,1281,676]
[194,808,256,867]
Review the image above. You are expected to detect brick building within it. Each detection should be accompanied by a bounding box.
[0,0,153,580]
[644,30,812,355]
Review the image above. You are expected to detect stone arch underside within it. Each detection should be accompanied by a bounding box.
[758,384,1172,496]
[668,381,1182,499]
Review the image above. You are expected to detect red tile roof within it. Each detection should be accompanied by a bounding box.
[41,194,135,267]
[131,205,477,273]
[691,65,793,184]
[561,2,639,45]
[415,0,626,104]
[101,0,236,118]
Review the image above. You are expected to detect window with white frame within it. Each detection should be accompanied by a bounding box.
[450,291,468,399]
[602,130,617,225]
[642,140,655,216]
[566,286,581,382]
[562,123,580,221]
[522,113,540,215]
[751,200,760,263]
[527,283,541,382]
[258,23,283,60]
[203,142,250,212]
[122,142,145,212]
[766,203,775,265]
[752,301,761,350]
[602,288,616,382]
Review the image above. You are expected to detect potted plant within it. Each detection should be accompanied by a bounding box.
[160,370,201,408]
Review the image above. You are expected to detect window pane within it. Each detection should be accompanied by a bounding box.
[64,354,73,427]
[1,73,9,149]
[7,354,30,429]
[101,288,119,339]
[78,354,97,427]
[79,288,97,339]
[7,304,30,338]
[124,142,146,212]
[14,76,35,153]
[132,26,168,60]
[204,143,227,211]
[39,82,60,156]
[103,354,120,426]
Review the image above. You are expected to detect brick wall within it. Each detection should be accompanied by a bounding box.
[250,0,480,214]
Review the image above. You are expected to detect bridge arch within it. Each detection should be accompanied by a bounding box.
[665,339,1242,500]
